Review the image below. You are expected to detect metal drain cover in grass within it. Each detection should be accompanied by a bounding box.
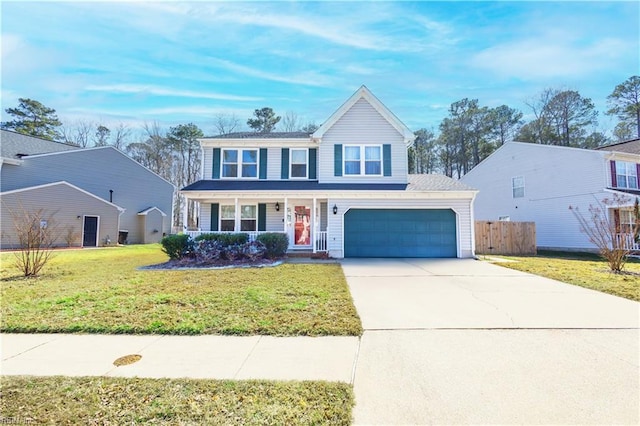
[113,354,142,366]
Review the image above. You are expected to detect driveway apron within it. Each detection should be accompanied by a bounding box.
[342,258,640,425]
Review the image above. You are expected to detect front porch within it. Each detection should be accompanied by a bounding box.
[183,198,329,253]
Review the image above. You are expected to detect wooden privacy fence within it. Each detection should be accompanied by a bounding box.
[475,221,536,256]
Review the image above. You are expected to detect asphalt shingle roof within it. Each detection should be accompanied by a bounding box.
[596,138,640,155]
[1,129,78,159]
[204,131,312,139]
[407,174,476,191]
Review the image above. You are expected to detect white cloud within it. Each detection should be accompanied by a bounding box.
[470,36,631,80]
[84,84,263,102]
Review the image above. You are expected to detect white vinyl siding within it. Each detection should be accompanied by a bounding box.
[326,198,474,259]
[319,98,407,183]
[461,142,614,251]
[202,147,213,179]
[267,147,282,180]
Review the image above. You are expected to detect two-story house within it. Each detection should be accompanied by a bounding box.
[460,141,640,252]
[1,130,174,249]
[181,86,477,258]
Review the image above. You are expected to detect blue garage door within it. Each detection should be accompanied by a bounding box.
[344,209,457,258]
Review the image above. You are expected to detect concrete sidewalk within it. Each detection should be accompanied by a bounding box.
[1,334,360,382]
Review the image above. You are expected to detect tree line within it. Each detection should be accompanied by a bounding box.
[2,75,639,223]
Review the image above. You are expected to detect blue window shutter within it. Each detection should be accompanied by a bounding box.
[258,203,266,231]
[334,144,343,176]
[259,148,267,179]
[281,148,289,179]
[309,148,317,180]
[383,144,392,176]
[210,203,219,231]
[212,148,221,179]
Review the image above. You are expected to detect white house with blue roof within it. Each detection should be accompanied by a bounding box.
[181,86,477,258]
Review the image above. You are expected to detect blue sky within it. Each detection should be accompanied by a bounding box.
[2,1,638,137]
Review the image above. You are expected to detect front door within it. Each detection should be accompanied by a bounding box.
[83,216,98,247]
[294,206,311,246]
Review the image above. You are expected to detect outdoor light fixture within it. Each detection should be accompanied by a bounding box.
[332,204,338,215]
[275,202,280,211]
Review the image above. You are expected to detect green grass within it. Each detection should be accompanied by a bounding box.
[0,376,353,425]
[0,245,362,336]
[490,251,640,301]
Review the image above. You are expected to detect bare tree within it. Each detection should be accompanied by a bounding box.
[111,123,132,150]
[7,205,60,277]
[570,194,639,273]
[281,111,300,132]
[61,120,94,147]
[214,113,240,135]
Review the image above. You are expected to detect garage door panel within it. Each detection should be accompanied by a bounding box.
[344,209,457,258]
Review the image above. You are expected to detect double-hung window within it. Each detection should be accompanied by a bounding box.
[615,161,638,189]
[220,205,235,231]
[240,205,257,231]
[290,149,308,178]
[344,145,381,176]
[222,149,258,178]
[512,176,525,198]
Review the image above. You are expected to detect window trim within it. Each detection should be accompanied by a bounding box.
[289,148,308,179]
[240,204,258,232]
[343,144,383,177]
[512,176,525,198]
[219,205,236,231]
[221,148,259,179]
[614,161,638,189]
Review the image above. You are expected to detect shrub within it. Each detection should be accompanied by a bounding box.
[257,233,289,259]
[160,234,194,260]
[195,233,249,245]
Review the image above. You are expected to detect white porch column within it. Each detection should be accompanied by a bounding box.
[312,197,317,253]
[283,197,288,232]
[234,198,240,231]
[182,197,189,232]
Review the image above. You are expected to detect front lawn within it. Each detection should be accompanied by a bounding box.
[0,376,353,425]
[0,245,362,336]
[492,251,640,301]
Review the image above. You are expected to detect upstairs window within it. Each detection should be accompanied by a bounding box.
[344,145,382,176]
[222,149,258,178]
[615,161,638,189]
[290,149,308,179]
[512,176,525,198]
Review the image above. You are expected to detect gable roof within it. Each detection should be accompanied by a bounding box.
[138,206,167,216]
[1,129,78,159]
[312,85,415,145]
[0,180,125,212]
[407,174,476,191]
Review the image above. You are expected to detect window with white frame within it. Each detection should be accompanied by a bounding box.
[220,205,235,231]
[344,145,382,176]
[615,161,638,189]
[290,149,308,178]
[222,149,258,178]
[619,210,637,234]
[240,205,257,231]
[512,176,525,198]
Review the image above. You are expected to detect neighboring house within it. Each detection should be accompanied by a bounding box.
[460,141,640,252]
[1,130,174,249]
[181,86,477,258]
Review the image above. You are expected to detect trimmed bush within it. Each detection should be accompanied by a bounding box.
[160,234,194,260]
[195,233,249,245]
[257,233,289,259]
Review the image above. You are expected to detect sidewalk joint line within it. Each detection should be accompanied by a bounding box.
[233,336,262,379]
[1,334,64,361]
[350,335,362,385]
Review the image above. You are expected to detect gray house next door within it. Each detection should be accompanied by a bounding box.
[83,216,99,247]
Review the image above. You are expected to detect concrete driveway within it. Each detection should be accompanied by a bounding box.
[342,258,640,425]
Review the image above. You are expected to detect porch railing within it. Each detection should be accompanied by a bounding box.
[615,233,640,251]
[315,231,327,252]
